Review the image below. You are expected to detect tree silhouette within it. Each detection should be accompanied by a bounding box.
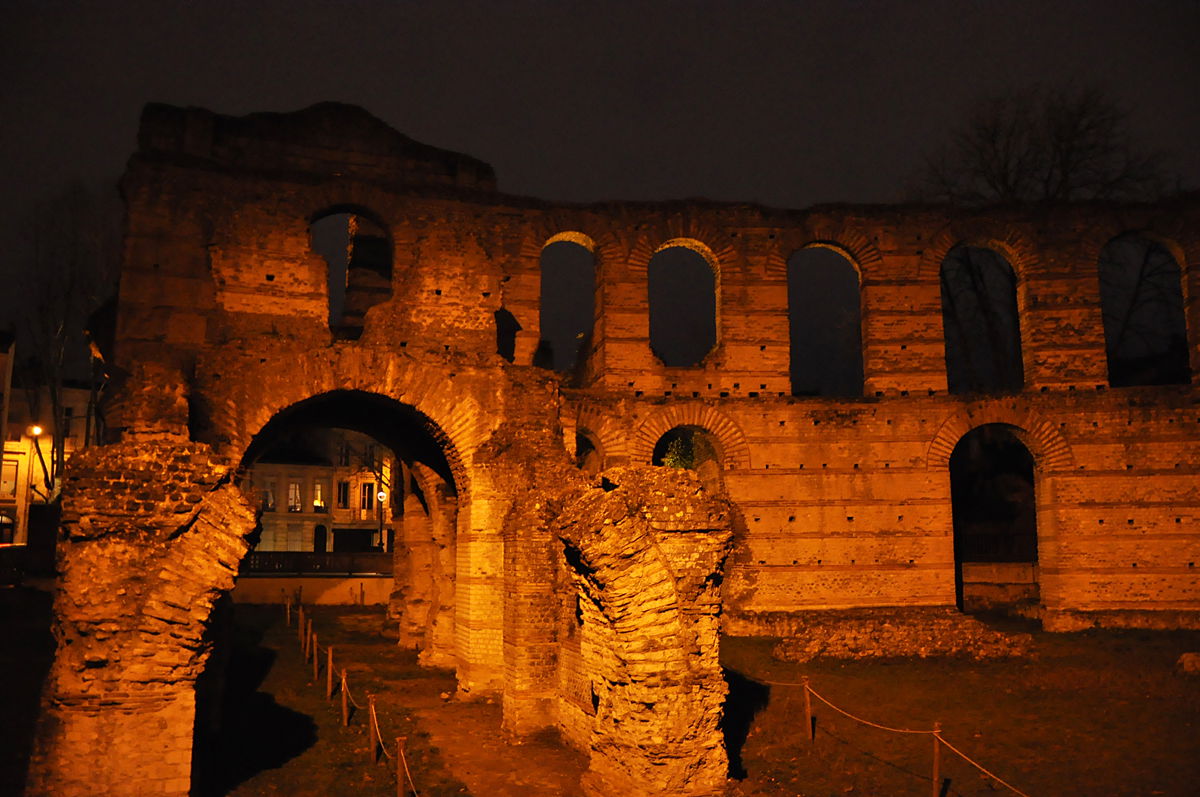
[17,181,120,502]
[911,85,1169,204]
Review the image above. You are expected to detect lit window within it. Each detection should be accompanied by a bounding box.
[287,481,303,513]
[313,480,329,513]
[261,481,276,512]
[360,483,375,511]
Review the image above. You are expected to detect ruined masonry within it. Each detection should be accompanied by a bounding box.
[28,103,1200,796]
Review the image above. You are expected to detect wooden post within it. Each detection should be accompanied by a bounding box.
[312,633,319,680]
[341,670,349,726]
[326,645,334,700]
[802,676,814,743]
[931,721,942,797]
[368,695,379,761]
[284,594,291,626]
[305,618,314,661]
[297,605,305,646]
[396,736,407,796]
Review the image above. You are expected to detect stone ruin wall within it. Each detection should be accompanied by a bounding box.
[27,103,1200,795]
[114,105,1199,630]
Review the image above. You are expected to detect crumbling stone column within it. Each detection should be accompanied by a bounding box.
[555,467,734,797]
[26,440,257,797]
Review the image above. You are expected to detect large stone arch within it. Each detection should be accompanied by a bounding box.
[633,404,752,469]
[201,349,486,494]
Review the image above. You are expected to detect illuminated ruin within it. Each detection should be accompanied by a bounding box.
[27,103,1200,796]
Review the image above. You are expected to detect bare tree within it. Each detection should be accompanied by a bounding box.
[911,85,1170,204]
[17,181,121,502]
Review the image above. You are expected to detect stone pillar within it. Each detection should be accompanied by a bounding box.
[26,441,257,797]
[555,467,734,797]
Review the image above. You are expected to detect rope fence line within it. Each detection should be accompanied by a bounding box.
[285,599,419,796]
[760,675,1033,797]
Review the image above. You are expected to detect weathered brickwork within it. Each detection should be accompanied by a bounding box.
[27,440,256,796]
[31,103,1200,794]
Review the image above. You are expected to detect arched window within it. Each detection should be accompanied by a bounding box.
[940,245,1023,394]
[949,424,1038,612]
[787,246,863,396]
[648,242,716,367]
[1098,233,1190,386]
[310,209,392,340]
[538,235,595,373]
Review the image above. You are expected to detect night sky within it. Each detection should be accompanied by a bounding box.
[2,0,1198,324]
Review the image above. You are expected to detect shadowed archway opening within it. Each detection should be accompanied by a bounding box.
[652,425,723,490]
[949,424,1038,614]
[310,209,393,340]
[538,236,596,374]
[196,391,460,790]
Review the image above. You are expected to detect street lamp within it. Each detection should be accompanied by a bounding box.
[29,425,43,437]
[376,490,387,551]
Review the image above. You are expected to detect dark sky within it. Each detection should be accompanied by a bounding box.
[2,0,1198,324]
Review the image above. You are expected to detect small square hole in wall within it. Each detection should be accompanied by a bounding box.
[435,289,442,295]
[265,274,275,281]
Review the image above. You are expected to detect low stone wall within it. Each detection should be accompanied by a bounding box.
[231,575,393,605]
[770,607,1033,662]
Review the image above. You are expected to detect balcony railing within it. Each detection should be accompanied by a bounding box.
[239,551,393,575]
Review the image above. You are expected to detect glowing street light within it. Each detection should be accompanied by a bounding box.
[29,425,43,437]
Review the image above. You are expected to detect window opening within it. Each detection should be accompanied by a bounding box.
[940,245,1023,394]
[787,247,863,396]
[648,245,716,367]
[1098,233,1190,386]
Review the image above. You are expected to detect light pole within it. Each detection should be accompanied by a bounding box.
[376,489,386,551]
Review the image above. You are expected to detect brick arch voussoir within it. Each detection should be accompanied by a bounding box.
[305,183,402,230]
[925,404,1074,472]
[628,215,736,277]
[520,211,605,260]
[633,405,752,470]
[574,404,632,465]
[920,221,1040,283]
[780,221,885,283]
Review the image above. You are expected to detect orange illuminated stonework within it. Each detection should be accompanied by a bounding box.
[26,103,1200,797]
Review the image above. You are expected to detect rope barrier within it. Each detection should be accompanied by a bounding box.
[760,674,1032,795]
[937,734,1033,797]
[344,671,364,710]
[294,603,419,796]
[805,684,935,735]
[369,698,394,760]
[397,737,421,796]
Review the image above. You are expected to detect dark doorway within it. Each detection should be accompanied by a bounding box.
[949,424,1039,613]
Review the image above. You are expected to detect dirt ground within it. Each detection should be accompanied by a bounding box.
[3,592,1199,796]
